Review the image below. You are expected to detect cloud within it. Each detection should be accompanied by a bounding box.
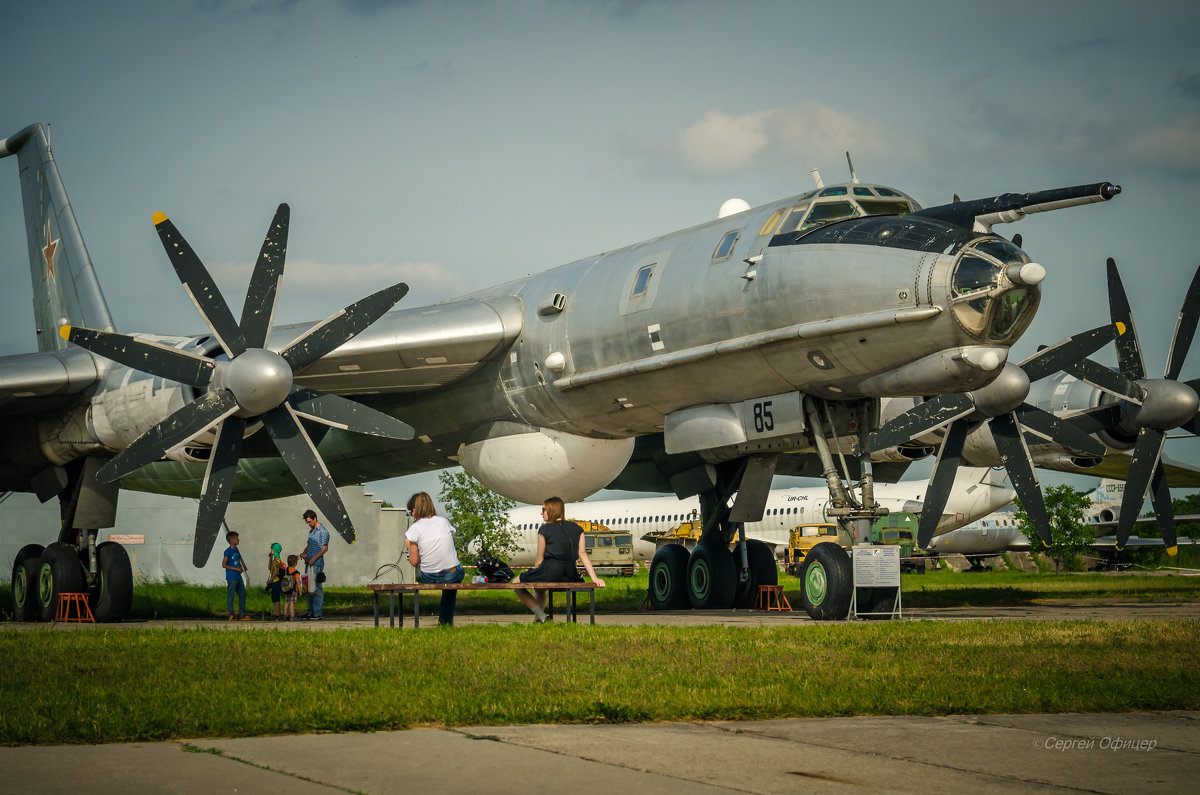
[1121,114,1200,173]
[673,103,924,176]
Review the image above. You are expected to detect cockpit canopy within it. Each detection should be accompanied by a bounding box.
[950,237,1039,341]
[772,184,918,237]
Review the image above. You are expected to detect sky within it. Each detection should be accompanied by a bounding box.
[1,0,1198,507]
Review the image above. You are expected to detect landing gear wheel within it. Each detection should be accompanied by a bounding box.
[90,542,133,622]
[36,542,85,622]
[800,542,852,621]
[649,544,690,610]
[11,544,45,622]
[855,587,897,619]
[687,541,736,610]
[733,539,779,609]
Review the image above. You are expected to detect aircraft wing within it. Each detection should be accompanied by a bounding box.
[0,347,99,416]
[1034,451,1200,488]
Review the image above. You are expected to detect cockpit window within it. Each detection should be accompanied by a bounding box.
[853,186,874,196]
[631,264,654,296]
[819,187,848,196]
[974,238,1028,266]
[759,208,785,236]
[801,201,859,230]
[777,204,810,235]
[857,199,912,217]
[875,187,900,197]
[952,254,1000,297]
[949,239,1039,340]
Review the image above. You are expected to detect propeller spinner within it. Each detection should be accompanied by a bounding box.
[61,204,415,566]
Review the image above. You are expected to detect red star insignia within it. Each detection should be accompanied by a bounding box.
[42,220,60,282]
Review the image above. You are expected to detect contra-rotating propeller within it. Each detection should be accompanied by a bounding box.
[1060,259,1200,554]
[61,204,415,566]
[867,324,1123,549]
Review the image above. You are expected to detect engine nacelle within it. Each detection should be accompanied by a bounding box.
[89,369,198,459]
[458,422,635,504]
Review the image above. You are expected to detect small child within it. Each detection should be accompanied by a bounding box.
[222,531,251,620]
[281,554,301,620]
[267,542,283,620]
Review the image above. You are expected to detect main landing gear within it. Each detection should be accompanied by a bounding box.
[648,456,779,611]
[8,458,133,622]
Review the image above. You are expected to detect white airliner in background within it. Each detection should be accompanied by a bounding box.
[503,467,1014,566]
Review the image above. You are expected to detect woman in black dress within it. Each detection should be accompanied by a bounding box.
[514,496,605,622]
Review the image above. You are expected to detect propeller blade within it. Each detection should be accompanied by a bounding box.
[288,388,415,440]
[281,282,409,373]
[1020,324,1120,383]
[916,420,969,549]
[98,389,240,483]
[992,412,1052,546]
[60,325,213,388]
[193,416,246,567]
[1148,461,1178,556]
[261,403,356,543]
[153,212,247,358]
[1013,403,1107,457]
[1011,233,1022,248]
[868,393,975,454]
[1106,258,1145,380]
[1115,428,1166,549]
[240,203,290,350]
[1164,263,1200,381]
[1062,357,1146,403]
[1061,403,1123,438]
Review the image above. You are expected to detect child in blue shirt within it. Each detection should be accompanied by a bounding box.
[223,531,252,620]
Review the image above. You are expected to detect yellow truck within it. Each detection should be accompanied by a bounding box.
[783,523,844,575]
[575,521,636,576]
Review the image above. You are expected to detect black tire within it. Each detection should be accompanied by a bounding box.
[687,541,736,610]
[799,542,852,620]
[36,542,86,622]
[649,544,690,610]
[90,542,133,622]
[856,586,897,619]
[11,544,45,622]
[733,539,779,609]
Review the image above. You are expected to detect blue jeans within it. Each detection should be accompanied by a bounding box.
[307,561,325,616]
[226,579,247,615]
[418,564,465,625]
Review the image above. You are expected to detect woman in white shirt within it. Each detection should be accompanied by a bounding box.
[404,492,465,626]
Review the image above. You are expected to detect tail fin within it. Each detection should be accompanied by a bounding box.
[0,123,114,351]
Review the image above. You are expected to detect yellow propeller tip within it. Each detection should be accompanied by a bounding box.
[1166,545,1178,557]
[1115,321,1127,336]
[152,211,168,226]
[58,324,72,340]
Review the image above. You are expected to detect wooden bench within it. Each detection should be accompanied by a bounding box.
[367,581,600,627]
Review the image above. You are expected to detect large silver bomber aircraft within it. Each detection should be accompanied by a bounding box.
[3,122,1194,622]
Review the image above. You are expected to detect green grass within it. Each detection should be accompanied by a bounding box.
[1,620,1196,745]
[3,566,1198,621]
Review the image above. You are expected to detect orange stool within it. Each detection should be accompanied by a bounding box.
[755,584,792,612]
[55,593,95,623]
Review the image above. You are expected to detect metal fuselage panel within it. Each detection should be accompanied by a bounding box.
[119,185,1032,499]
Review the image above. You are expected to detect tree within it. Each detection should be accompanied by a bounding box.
[437,469,519,564]
[1015,484,1093,573]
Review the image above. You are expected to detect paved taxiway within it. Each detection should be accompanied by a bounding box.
[3,712,1197,793]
